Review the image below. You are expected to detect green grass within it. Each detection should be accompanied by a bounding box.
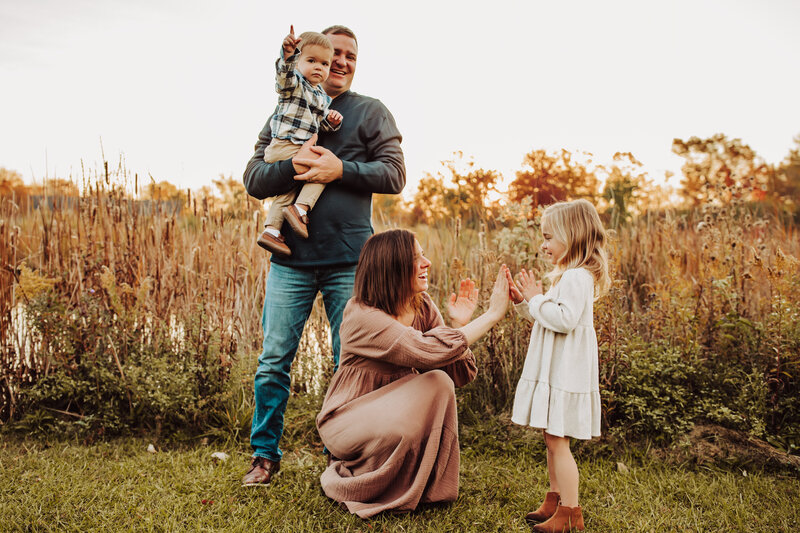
[2,402,799,532]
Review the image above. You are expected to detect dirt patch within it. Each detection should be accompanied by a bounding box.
[652,424,800,474]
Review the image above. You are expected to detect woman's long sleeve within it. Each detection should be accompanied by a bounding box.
[341,298,477,387]
[422,303,477,387]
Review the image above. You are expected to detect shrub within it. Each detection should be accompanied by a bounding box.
[609,340,772,444]
[11,288,231,439]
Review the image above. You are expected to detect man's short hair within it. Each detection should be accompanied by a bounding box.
[298,31,333,53]
[321,25,358,47]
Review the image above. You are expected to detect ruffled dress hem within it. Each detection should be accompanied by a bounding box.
[511,378,601,440]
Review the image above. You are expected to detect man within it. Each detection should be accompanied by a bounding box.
[241,25,406,486]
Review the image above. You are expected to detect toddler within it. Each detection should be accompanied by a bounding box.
[506,199,611,532]
[257,26,343,256]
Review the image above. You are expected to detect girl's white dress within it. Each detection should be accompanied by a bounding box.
[511,267,601,440]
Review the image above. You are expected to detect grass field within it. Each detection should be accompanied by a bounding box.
[2,169,800,532]
[2,403,798,533]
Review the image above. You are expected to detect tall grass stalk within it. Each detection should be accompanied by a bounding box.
[2,168,799,449]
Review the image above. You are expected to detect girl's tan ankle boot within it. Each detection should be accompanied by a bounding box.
[525,491,561,523]
[532,504,585,532]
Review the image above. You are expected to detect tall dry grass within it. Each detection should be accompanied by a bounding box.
[0,164,329,431]
[2,169,799,448]
[409,195,799,447]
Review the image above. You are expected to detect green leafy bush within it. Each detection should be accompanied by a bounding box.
[10,287,232,439]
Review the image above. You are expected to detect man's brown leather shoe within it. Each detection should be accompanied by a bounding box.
[283,205,309,239]
[257,231,291,256]
[241,456,280,487]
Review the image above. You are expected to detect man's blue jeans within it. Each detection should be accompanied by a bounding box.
[250,262,356,462]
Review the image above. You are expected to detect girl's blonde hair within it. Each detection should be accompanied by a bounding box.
[541,199,611,298]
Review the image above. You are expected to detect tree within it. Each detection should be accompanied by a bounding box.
[27,178,80,197]
[441,152,500,223]
[212,174,259,219]
[373,193,410,225]
[672,134,770,207]
[141,178,186,213]
[508,149,599,209]
[600,152,664,226]
[410,153,500,226]
[602,171,638,227]
[771,134,800,214]
[411,174,449,224]
[143,179,182,202]
[0,168,26,197]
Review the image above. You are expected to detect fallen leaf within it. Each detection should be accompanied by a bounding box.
[211,452,230,463]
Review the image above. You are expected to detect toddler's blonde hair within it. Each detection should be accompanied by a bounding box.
[298,32,334,54]
[541,199,611,298]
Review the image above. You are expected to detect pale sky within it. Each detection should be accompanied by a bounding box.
[1,0,799,199]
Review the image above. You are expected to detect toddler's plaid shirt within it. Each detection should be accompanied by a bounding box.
[269,49,339,144]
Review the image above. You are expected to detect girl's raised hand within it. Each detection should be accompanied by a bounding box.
[447,278,478,328]
[505,266,525,304]
[517,268,543,300]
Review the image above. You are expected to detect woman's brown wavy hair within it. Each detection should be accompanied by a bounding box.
[352,229,422,317]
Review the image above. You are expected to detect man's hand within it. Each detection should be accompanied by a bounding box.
[283,25,301,59]
[293,144,343,184]
[327,110,343,127]
[291,133,317,174]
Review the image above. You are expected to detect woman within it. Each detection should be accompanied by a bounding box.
[316,229,510,518]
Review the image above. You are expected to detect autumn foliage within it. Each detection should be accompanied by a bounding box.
[1,132,799,449]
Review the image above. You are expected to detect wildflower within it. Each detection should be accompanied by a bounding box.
[751,249,763,268]
[17,264,59,300]
[775,248,786,267]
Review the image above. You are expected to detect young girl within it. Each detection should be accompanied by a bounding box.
[506,199,610,533]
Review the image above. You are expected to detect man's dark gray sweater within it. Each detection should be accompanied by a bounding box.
[243,90,405,268]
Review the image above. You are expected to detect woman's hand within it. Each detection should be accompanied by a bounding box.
[451,265,509,344]
[456,266,510,345]
[447,278,478,328]
[516,268,543,300]
[487,265,511,320]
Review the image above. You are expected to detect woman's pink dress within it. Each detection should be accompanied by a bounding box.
[316,292,477,518]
